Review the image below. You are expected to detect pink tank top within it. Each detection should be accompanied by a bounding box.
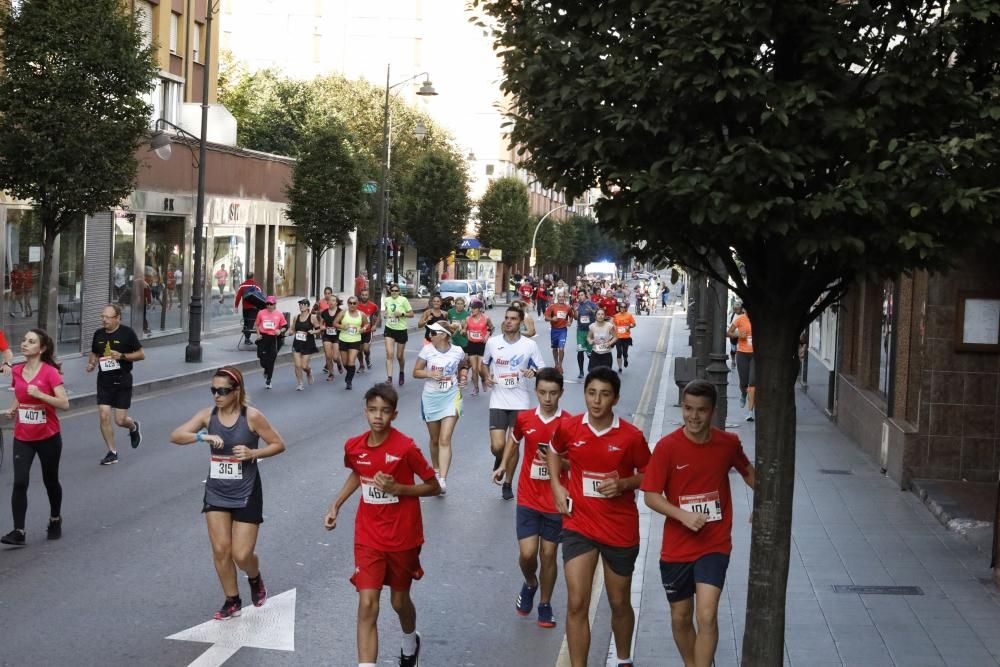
[465,315,490,343]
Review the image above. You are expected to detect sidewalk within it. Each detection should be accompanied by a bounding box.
[632,311,1000,666]
[56,298,429,410]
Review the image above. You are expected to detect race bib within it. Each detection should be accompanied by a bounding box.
[210,456,243,480]
[386,316,400,327]
[262,320,276,331]
[579,315,591,324]
[294,331,307,341]
[469,330,484,341]
[530,452,550,480]
[556,310,567,319]
[98,357,120,372]
[746,335,752,346]
[679,491,722,522]
[594,341,611,354]
[499,372,520,388]
[361,477,399,505]
[18,406,46,425]
[326,327,337,336]
[616,325,629,335]
[436,378,454,391]
[582,470,619,498]
[347,326,360,336]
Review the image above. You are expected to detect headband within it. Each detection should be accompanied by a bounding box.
[217,368,241,386]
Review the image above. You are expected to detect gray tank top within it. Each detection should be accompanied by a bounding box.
[204,407,260,508]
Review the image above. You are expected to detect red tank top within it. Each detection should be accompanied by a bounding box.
[465,314,490,343]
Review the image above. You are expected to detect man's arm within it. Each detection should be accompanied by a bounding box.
[323,473,361,530]
[742,464,756,489]
[643,491,709,532]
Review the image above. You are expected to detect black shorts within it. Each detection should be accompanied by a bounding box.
[361,332,373,344]
[589,352,614,371]
[489,408,520,431]
[292,340,318,354]
[516,505,562,543]
[385,328,408,344]
[96,375,133,410]
[561,529,640,577]
[203,476,264,525]
[736,351,754,390]
[615,338,632,353]
[465,341,486,356]
[322,333,339,344]
[340,340,361,351]
[659,552,730,603]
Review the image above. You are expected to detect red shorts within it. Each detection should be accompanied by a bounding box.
[351,544,423,592]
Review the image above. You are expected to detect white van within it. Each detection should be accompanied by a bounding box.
[437,279,476,305]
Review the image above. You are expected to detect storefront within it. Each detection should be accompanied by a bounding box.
[453,240,502,293]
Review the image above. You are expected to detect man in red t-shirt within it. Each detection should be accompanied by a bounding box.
[356,288,380,371]
[548,367,650,667]
[544,293,574,373]
[641,379,755,667]
[325,384,440,666]
[518,280,534,304]
[493,367,573,629]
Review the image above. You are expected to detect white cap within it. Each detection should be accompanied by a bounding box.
[427,321,452,336]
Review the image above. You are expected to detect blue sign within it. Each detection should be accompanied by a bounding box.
[459,238,481,249]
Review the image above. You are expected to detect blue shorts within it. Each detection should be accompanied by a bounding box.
[516,505,562,543]
[550,327,568,349]
[659,552,730,603]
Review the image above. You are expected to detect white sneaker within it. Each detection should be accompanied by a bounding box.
[438,476,447,495]
[296,384,304,392]
[264,382,272,390]
[746,410,755,422]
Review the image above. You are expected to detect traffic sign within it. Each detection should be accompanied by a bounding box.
[362,181,378,194]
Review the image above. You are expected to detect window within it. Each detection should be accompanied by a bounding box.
[169,13,179,53]
[485,164,494,176]
[155,78,182,124]
[193,23,202,62]
[135,1,154,48]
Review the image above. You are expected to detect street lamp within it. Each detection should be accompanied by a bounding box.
[147,3,218,362]
[374,65,437,308]
[529,202,592,269]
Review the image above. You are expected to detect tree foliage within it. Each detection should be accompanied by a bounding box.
[476,177,532,272]
[474,0,1000,662]
[533,215,562,267]
[217,60,312,157]
[0,0,157,330]
[397,147,471,274]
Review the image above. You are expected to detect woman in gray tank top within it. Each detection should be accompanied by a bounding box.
[170,367,286,621]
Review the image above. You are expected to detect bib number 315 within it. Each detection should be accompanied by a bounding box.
[210,456,243,480]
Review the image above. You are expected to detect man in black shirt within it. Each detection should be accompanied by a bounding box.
[87,304,145,465]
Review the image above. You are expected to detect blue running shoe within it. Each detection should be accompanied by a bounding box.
[537,602,556,628]
[515,582,538,616]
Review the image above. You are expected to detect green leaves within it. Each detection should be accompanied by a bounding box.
[476,177,532,266]
[397,148,472,265]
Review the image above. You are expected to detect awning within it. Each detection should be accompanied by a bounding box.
[459,238,481,249]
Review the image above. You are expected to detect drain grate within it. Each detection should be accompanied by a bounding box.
[818,468,853,475]
[832,585,923,595]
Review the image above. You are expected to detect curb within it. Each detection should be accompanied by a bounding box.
[911,479,994,557]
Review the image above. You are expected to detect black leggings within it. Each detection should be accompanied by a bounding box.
[258,335,279,382]
[12,434,63,530]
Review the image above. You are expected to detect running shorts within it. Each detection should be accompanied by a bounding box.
[96,375,134,410]
[489,408,520,431]
[516,505,562,543]
[550,327,568,349]
[561,529,640,577]
[465,342,486,357]
[361,331,373,344]
[351,544,423,592]
[659,553,730,603]
[202,475,264,525]
[385,328,408,344]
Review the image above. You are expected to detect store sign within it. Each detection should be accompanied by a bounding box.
[488,249,503,261]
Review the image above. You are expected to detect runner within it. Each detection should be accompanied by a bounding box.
[641,379,755,667]
[87,304,144,466]
[543,292,574,374]
[447,296,470,354]
[727,301,743,367]
[336,296,368,391]
[573,291,598,379]
[356,288,380,372]
[535,281,549,318]
[291,299,320,391]
[511,299,537,337]
[613,301,637,372]
[518,279,534,305]
[382,284,414,386]
[320,294,345,379]
[324,383,440,667]
[586,308,617,372]
[214,264,229,304]
[418,295,447,342]
[462,300,494,397]
[492,367,572,628]
[169,367,286,620]
[255,296,288,389]
[547,367,650,667]
[413,322,468,494]
[482,306,547,501]
[725,306,754,419]
[1,329,69,546]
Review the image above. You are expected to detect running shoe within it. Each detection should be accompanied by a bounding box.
[515,582,538,616]
[100,451,119,466]
[537,602,556,628]
[387,376,393,385]
[326,374,335,382]
[129,421,142,449]
[322,366,330,375]
[617,662,634,667]
[338,364,345,375]
[578,372,584,379]
[46,518,61,540]
[366,359,373,370]
[399,371,405,386]
[264,381,272,390]
[739,395,747,408]
[399,632,420,667]
[346,381,353,391]
[624,359,629,368]
[746,411,755,422]
[438,476,447,496]
[502,483,514,501]
[249,574,267,607]
[214,596,242,620]
[296,384,304,391]
[471,386,479,397]
[1,529,25,546]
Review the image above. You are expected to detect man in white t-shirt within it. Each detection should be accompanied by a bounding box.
[482,306,547,500]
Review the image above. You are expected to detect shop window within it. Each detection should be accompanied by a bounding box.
[208,227,248,331]
[144,215,185,337]
[56,216,84,346]
[112,211,136,327]
[4,209,43,347]
[274,228,296,297]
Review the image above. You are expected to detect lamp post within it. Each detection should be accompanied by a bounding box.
[147,2,216,362]
[529,202,591,270]
[374,65,437,308]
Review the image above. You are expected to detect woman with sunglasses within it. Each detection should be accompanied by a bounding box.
[291,299,321,391]
[319,293,345,379]
[254,296,288,389]
[334,297,368,390]
[461,300,494,397]
[170,367,285,620]
[382,284,414,386]
[413,321,469,494]
[419,295,448,343]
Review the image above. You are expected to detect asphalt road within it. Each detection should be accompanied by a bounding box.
[0,310,671,667]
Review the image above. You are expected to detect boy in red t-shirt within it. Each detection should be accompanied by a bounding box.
[324,384,440,667]
[543,293,574,373]
[641,379,755,667]
[548,367,650,667]
[493,367,573,629]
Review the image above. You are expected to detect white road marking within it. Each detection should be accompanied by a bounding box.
[167,588,296,666]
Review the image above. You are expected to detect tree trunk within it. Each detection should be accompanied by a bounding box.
[741,303,802,666]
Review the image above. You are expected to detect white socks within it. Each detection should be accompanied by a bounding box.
[402,631,418,656]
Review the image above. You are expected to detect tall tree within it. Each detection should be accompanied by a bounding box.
[397,147,472,284]
[216,63,313,157]
[476,177,533,284]
[533,215,563,269]
[0,0,157,330]
[284,121,368,300]
[474,0,1000,662]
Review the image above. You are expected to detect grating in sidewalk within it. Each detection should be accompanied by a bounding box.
[831,585,924,595]
[818,468,853,475]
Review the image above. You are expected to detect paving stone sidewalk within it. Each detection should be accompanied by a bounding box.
[632,311,1000,667]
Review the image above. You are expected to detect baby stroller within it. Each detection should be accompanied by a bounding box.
[635,291,650,316]
[236,290,268,350]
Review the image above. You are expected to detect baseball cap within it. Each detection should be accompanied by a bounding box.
[265,295,277,304]
[427,322,452,336]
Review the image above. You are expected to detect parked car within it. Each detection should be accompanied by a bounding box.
[436,279,477,305]
[475,280,496,309]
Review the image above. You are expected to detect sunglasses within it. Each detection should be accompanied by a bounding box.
[348,300,358,305]
[266,303,276,307]
[210,387,235,396]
